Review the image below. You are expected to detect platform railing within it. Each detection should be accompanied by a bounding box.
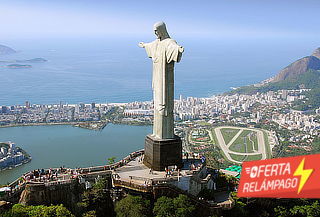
[4,149,145,191]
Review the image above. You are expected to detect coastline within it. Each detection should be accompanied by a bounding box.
[0,142,32,172]
[0,120,152,129]
[0,121,105,129]
[0,158,32,172]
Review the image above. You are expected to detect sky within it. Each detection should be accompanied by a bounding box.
[1,0,320,40]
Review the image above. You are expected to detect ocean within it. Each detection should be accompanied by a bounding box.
[1,37,318,106]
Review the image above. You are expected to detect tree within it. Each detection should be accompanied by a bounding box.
[197,188,215,200]
[82,211,97,217]
[173,195,196,217]
[115,194,150,217]
[153,195,195,217]
[1,204,74,217]
[153,196,175,217]
[274,201,320,217]
[92,177,108,190]
[221,192,248,217]
[107,157,116,165]
[79,178,114,217]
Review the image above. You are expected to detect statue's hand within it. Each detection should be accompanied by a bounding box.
[138,42,145,48]
[178,46,184,53]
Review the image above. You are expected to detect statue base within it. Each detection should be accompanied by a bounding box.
[143,134,182,171]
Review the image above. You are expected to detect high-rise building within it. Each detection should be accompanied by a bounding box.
[79,103,85,110]
[25,101,30,109]
[1,106,8,114]
[91,102,96,109]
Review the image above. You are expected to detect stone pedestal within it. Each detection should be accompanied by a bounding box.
[143,134,182,171]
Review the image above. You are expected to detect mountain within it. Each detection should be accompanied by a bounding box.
[0,44,16,55]
[231,69,320,95]
[229,47,320,110]
[312,47,320,59]
[271,48,320,82]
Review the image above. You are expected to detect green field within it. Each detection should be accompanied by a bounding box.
[253,133,259,151]
[263,130,272,158]
[210,127,270,163]
[209,129,218,145]
[245,154,262,161]
[229,153,247,162]
[220,128,240,144]
[229,130,257,153]
[230,153,262,162]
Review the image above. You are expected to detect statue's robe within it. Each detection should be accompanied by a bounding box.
[144,38,183,139]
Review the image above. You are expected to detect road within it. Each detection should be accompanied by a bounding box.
[213,126,268,164]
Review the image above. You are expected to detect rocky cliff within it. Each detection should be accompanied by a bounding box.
[271,48,320,82]
[312,47,320,59]
[19,180,83,212]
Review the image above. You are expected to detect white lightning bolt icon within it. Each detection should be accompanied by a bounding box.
[293,158,313,194]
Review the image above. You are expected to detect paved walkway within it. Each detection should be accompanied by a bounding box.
[115,157,166,182]
[114,157,202,185]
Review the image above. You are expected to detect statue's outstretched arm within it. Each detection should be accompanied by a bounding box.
[138,42,145,48]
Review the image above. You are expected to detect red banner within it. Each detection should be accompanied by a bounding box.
[238,154,320,198]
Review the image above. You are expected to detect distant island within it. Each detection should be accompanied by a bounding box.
[0,44,16,55]
[0,58,47,64]
[0,45,48,68]
[18,58,47,63]
[6,64,32,69]
[0,142,31,171]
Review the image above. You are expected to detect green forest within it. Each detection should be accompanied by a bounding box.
[229,70,320,110]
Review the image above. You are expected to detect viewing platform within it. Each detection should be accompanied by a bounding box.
[1,149,234,211]
[112,153,204,193]
[1,150,145,200]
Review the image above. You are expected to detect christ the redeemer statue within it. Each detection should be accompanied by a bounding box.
[139,21,184,139]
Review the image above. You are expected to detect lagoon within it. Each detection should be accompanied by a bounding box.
[0,124,151,184]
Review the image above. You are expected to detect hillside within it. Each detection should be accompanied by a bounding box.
[231,69,320,94]
[0,44,16,55]
[229,47,320,110]
[271,56,320,82]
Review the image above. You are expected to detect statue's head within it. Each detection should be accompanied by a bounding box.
[153,21,170,40]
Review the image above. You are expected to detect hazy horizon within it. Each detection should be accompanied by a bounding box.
[0,37,319,106]
[1,0,319,40]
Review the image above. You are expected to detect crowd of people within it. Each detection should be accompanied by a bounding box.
[5,150,205,197]
[7,150,145,192]
[23,167,68,183]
